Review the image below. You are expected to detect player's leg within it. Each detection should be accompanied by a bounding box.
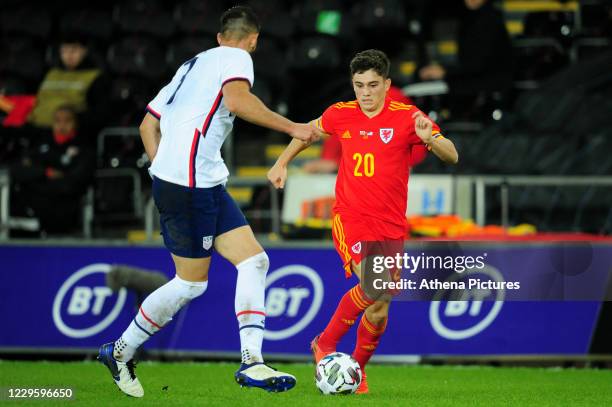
[98,178,212,397]
[314,261,374,357]
[214,186,296,392]
[313,214,375,361]
[352,299,390,394]
[352,241,402,394]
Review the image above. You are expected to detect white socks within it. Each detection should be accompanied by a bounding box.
[114,275,207,361]
[235,252,269,365]
[114,251,270,365]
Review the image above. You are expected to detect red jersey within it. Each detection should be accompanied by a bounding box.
[316,97,443,237]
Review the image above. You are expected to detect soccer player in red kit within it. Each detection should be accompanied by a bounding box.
[268,50,458,393]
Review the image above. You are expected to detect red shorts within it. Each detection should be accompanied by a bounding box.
[331,211,405,278]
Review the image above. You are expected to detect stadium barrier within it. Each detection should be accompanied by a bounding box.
[1,241,610,361]
[472,175,612,226]
[0,170,8,239]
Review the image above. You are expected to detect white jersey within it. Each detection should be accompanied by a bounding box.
[146,46,254,188]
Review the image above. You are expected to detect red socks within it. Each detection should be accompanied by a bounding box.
[352,314,388,370]
[318,285,374,351]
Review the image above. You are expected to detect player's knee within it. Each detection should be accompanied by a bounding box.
[174,275,208,300]
[237,251,269,277]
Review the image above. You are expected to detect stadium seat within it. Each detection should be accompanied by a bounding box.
[428,19,459,67]
[252,37,288,82]
[512,38,569,88]
[251,77,274,108]
[108,77,157,125]
[352,0,408,32]
[579,2,612,38]
[115,1,175,39]
[167,36,217,71]
[0,7,51,40]
[173,0,227,37]
[94,168,144,226]
[59,9,114,44]
[389,42,420,86]
[0,75,28,95]
[573,38,612,61]
[288,35,342,72]
[247,0,294,41]
[107,37,167,80]
[522,11,575,41]
[351,0,410,55]
[0,38,46,91]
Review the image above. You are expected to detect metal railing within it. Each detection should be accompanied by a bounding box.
[471,175,612,227]
[0,170,9,240]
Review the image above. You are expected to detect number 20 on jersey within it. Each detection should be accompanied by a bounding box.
[353,153,374,177]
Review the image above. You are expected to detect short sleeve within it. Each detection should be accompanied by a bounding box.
[146,83,172,120]
[220,48,254,88]
[316,105,337,135]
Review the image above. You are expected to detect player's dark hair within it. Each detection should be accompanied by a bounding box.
[350,49,390,79]
[220,6,260,39]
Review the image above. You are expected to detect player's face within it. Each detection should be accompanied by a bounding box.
[352,69,391,113]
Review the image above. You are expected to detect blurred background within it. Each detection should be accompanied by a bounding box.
[0,0,611,366]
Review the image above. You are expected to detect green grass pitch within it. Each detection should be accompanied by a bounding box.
[1,361,611,406]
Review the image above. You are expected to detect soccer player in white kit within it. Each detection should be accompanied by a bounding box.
[98,6,322,397]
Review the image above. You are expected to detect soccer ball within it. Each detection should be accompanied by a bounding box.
[315,352,362,395]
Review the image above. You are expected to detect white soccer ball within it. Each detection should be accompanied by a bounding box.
[315,352,362,395]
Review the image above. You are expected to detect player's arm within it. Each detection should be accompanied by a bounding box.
[412,111,458,164]
[139,112,162,162]
[268,119,326,188]
[223,81,322,143]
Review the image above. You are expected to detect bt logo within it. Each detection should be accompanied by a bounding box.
[429,266,504,340]
[53,264,127,339]
[264,265,324,341]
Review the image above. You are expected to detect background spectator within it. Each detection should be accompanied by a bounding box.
[27,33,110,143]
[9,105,95,235]
[419,0,514,119]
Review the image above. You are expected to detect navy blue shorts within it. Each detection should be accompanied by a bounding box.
[152,177,248,258]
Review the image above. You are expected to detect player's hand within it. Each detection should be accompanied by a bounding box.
[289,123,323,144]
[412,111,434,144]
[267,164,288,189]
